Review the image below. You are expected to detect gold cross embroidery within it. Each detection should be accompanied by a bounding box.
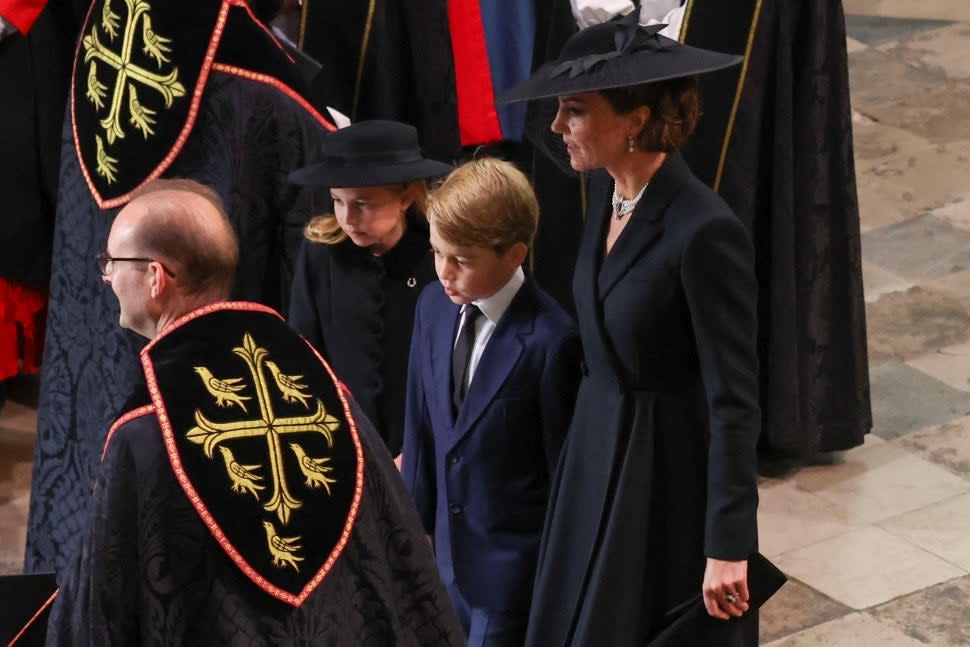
[82,0,186,181]
[187,334,341,570]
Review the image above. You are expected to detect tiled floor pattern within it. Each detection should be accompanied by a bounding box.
[3,1,970,644]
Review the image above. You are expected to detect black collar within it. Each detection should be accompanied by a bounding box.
[338,210,430,279]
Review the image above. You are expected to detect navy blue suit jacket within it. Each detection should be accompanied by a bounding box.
[402,274,581,612]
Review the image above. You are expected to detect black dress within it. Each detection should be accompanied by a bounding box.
[288,215,435,456]
[525,154,759,646]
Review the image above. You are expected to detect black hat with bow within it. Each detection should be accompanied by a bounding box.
[497,11,741,104]
[288,120,453,188]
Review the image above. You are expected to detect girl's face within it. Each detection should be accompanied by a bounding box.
[331,185,411,255]
[550,92,645,172]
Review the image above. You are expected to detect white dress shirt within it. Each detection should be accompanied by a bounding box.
[455,266,525,391]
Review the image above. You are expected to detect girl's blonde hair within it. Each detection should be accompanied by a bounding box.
[303,181,429,245]
[427,157,538,253]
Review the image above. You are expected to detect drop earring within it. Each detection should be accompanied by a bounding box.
[627,136,636,153]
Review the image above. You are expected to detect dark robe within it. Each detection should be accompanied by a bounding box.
[0,1,82,383]
[680,0,871,456]
[45,304,463,646]
[0,0,79,288]
[288,216,437,456]
[525,155,759,646]
[25,0,333,574]
[298,0,459,161]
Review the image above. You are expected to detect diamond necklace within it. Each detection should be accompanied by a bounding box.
[611,182,649,220]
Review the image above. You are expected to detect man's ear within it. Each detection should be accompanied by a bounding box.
[148,261,168,298]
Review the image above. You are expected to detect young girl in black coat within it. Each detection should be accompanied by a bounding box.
[288,120,452,459]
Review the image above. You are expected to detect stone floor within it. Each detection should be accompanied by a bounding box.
[758,2,970,644]
[0,384,38,576]
[3,1,970,644]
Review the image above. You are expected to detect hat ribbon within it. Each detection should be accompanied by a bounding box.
[551,16,669,80]
[319,148,422,167]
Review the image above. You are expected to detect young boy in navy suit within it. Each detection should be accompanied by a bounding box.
[402,158,581,646]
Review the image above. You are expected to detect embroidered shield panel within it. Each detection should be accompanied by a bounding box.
[142,306,363,603]
[72,0,223,204]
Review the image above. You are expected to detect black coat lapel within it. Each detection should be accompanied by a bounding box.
[574,170,611,310]
[597,153,691,299]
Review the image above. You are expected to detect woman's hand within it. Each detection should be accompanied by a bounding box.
[702,558,749,620]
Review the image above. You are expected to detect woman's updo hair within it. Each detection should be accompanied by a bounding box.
[600,76,701,153]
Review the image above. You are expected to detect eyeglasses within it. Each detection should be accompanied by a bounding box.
[96,252,176,277]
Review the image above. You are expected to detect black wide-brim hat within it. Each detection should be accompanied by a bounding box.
[497,12,742,104]
[288,120,453,188]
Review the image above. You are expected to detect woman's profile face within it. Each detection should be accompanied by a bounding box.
[551,92,639,172]
[330,185,410,255]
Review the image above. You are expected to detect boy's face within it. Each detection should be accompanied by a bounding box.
[429,224,527,305]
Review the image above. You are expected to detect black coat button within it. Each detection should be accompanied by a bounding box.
[449,503,463,515]
[447,453,460,464]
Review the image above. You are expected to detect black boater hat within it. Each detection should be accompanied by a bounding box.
[287,120,453,188]
[497,11,741,104]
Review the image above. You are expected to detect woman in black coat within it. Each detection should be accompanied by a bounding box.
[288,121,452,458]
[500,15,761,646]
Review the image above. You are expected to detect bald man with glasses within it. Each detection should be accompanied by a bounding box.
[45,179,463,647]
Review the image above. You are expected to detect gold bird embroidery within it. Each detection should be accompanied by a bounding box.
[101,0,120,39]
[265,361,311,408]
[95,135,119,184]
[194,366,251,412]
[141,14,173,67]
[262,521,304,571]
[217,446,264,499]
[290,443,337,495]
[127,85,157,138]
[86,61,108,109]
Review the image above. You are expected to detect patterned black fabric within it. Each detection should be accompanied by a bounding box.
[687,0,871,456]
[45,392,464,645]
[25,71,329,574]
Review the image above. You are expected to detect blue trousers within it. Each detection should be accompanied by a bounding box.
[447,581,528,647]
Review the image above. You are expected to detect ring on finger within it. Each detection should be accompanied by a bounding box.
[725,594,737,604]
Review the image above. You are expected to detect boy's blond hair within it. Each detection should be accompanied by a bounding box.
[427,157,538,253]
[304,181,428,245]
